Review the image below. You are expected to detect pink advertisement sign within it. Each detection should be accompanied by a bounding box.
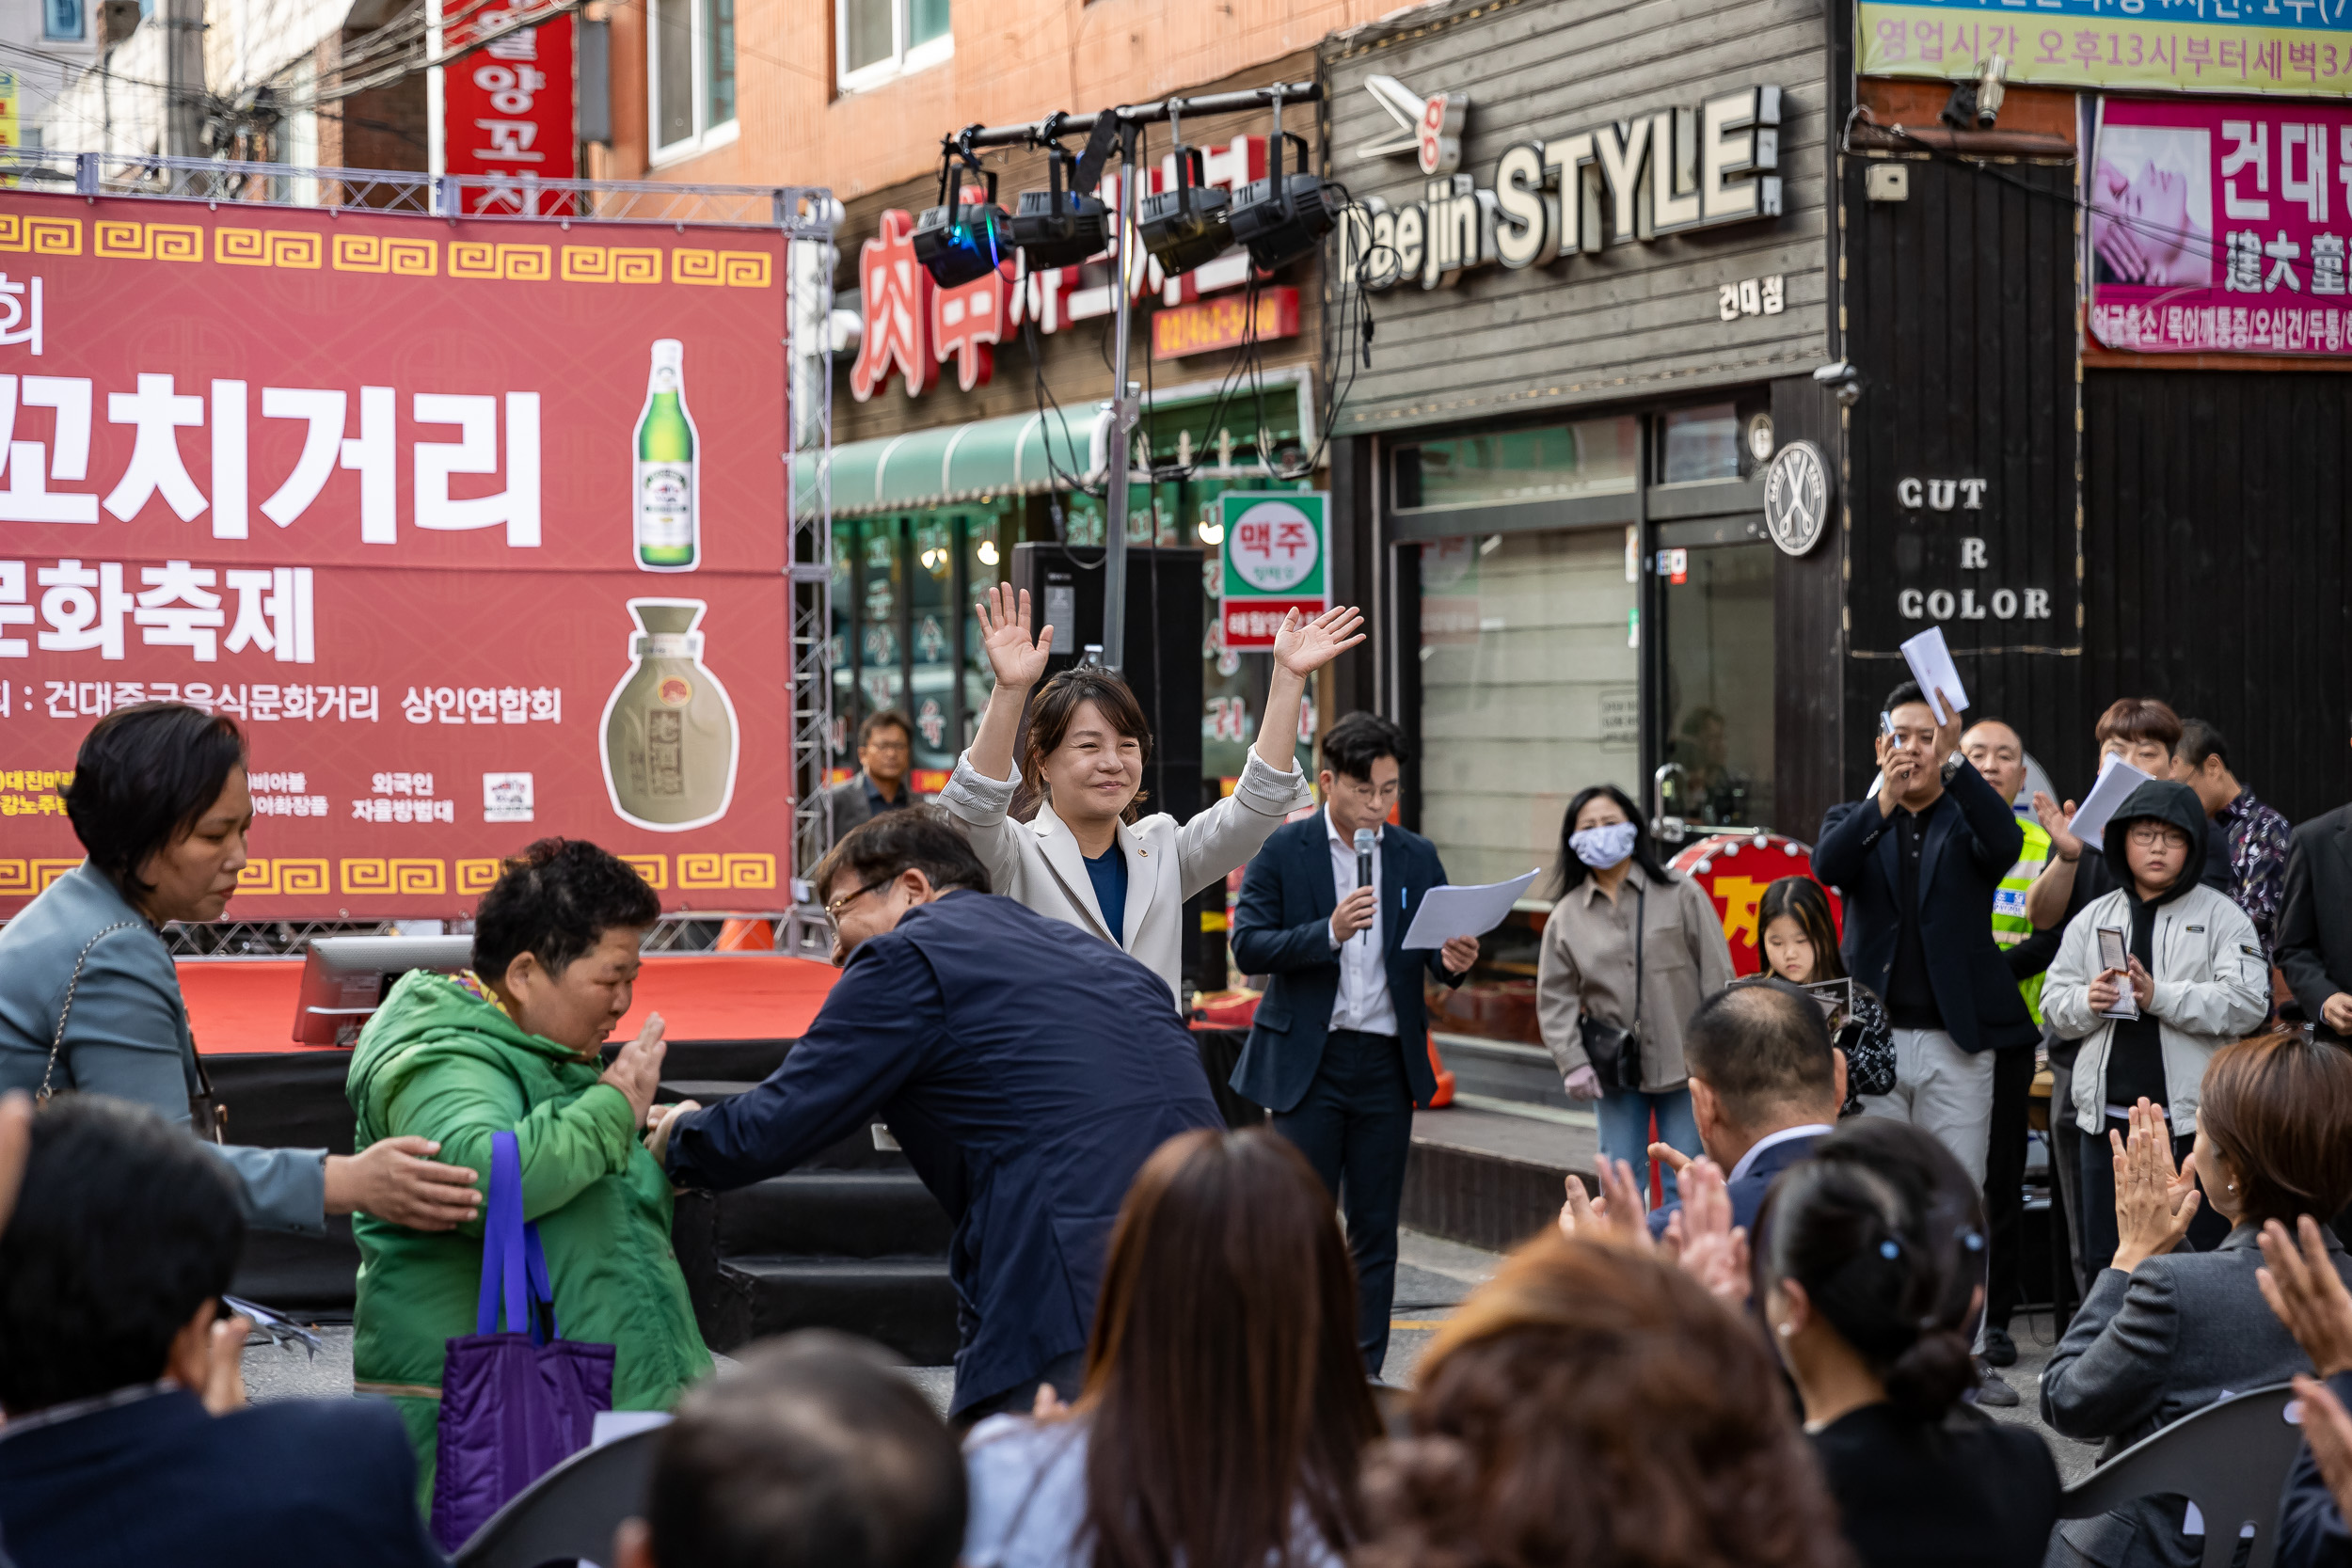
[2088,95,2352,356]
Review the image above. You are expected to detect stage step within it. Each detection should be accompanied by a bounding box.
[711,1257,963,1367]
[715,1172,955,1259]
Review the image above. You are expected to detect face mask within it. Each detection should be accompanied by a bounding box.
[1571,820,1639,869]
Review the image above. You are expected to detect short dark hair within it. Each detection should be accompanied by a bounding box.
[645,1332,965,1568]
[2176,717,2229,772]
[859,709,913,749]
[812,806,990,905]
[1683,982,1837,1126]
[2095,697,2183,751]
[1882,680,1928,717]
[0,1097,245,1414]
[1020,667,1155,824]
[61,702,248,898]
[470,838,660,983]
[2197,1032,2352,1231]
[1321,712,1409,783]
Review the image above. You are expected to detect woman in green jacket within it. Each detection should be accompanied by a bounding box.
[346,839,711,1507]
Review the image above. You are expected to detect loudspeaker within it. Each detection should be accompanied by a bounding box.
[1009,542,1207,988]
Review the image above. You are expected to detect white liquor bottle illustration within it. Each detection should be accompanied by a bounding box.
[634,339,699,572]
[600,599,739,830]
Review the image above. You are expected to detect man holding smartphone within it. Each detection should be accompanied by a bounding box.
[2041,780,2269,1266]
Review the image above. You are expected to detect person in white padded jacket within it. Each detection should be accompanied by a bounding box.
[938,583,1361,1010]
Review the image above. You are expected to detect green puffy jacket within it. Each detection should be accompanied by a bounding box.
[345,969,711,1507]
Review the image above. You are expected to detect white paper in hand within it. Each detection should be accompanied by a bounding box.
[2070,756,2154,849]
[1899,626,1969,724]
[1401,869,1540,949]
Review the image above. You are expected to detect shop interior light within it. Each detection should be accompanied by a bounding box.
[1012,127,1111,270]
[914,147,1011,288]
[1138,103,1235,277]
[1228,95,1338,270]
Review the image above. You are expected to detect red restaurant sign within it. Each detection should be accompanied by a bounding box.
[1151,285,1298,361]
[440,3,577,215]
[0,193,790,918]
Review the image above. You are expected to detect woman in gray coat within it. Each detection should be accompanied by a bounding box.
[2041,1031,2352,1568]
[0,703,479,1234]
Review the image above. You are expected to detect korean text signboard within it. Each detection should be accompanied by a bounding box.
[1219,492,1327,649]
[2089,96,2352,355]
[0,193,788,918]
[441,3,578,214]
[1861,0,2352,98]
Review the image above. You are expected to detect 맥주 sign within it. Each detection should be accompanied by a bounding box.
[2088,95,2352,355]
[1860,0,2352,98]
[0,193,790,918]
[1219,491,1327,649]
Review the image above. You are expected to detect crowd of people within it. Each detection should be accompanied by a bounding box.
[7,610,2352,1566]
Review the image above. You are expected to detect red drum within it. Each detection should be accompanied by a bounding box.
[1666,832,1843,977]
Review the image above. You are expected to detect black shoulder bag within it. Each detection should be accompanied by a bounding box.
[1578,884,1646,1094]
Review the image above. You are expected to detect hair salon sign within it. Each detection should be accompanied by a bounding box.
[1339,80,1784,293]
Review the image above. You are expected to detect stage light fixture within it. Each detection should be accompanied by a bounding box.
[914,149,1011,288]
[1229,99,1338,270]
[1011,143,1109,270]
[1137,103,1234,277]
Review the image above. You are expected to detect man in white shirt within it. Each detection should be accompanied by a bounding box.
[1230,714,1479,1376]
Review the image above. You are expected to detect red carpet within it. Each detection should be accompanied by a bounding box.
[179,954,842,1054]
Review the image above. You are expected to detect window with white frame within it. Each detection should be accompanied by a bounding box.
[837,0,949,93]
[650,0,736,158]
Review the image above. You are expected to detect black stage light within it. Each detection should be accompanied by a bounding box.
[914,152,1011,288]
[1137,103,1232,277]
[1229,125,1338,271]
[1011,144,1108,270]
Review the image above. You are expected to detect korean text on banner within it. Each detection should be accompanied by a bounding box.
[2088,96,2352,357]
[1218,492,1328,651]
[0,192,789,919]
[440,2,577,214]
[1859,0,2352,98]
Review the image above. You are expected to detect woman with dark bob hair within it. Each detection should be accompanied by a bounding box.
[1354,1228,1848,1568]
[0,703,479,1235]
[347,837,711,1516]
[1756,1117,2059,1567]
[962,1127,1379,1567]
[2042,1032,2352,1568]
[939,584,1360,1007]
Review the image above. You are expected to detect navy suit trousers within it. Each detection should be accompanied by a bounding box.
[1274,1027,1414,1378]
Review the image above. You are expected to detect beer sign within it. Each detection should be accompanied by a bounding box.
[1218,491,1327,649]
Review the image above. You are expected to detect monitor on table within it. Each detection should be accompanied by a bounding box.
[293,935,473,1046]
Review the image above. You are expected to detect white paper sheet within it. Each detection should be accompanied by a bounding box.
[2069,756,2154,849]
[1401,869,1541,949]
[1899,626,1970,724]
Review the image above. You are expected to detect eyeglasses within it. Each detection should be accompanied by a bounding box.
[2125,825,2188,848]
[823,876,893,926]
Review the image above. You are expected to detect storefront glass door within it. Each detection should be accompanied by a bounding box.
[1654,540,1775,833]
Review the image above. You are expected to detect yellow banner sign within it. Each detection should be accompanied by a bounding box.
[1859,1,2352,96]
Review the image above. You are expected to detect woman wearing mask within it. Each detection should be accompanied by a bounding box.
[0,703,479,1237]
[1755,875,1895,1116]
[1536,784,1733,1197]
[941,584,1359,1010]
[1756,1117,2061,1568]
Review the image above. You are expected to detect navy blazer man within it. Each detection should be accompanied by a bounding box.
[657,815,1220,1424]
[1228,714,1477,1375]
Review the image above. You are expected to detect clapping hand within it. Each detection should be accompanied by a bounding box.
[975,583,1055,691]
[599,1013,669,1131]
[1559,1155,1654,1248]
[2259,1215,2352,1378]
[2034,791,2086,863]
[1661,1157,1752,1306]
[1270,606,1366,680]
[2110,1098,2199,1272]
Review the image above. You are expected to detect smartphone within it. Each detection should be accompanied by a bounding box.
[2096,927,2138,1019]
[1879,711,1899,741]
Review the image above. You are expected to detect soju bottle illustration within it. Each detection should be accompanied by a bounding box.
[600,599,739,831]
[634,339,699,572]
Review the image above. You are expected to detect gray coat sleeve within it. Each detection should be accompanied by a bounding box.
[2040,1262,2180,1439]
[64,929,329,1236]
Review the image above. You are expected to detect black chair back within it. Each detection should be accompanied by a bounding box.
[453,1426,661,1568]
[2058,1383,2306,1568]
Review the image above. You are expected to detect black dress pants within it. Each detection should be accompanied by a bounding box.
[1983,1042,2039,1330]
[1273,1027,1414,1378]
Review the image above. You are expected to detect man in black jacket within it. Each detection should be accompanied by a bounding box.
[0,1097,439,1568]
[2277,715,2352,1043]
[1229,713,1478,1376]
[1815,681,2039,1189]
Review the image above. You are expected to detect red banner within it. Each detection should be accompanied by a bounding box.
[0,192,790,918]
[441,3,577,214]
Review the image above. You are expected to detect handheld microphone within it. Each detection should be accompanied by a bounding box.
[1354,828,1376,944]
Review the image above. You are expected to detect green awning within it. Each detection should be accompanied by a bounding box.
[794,405,1114,517]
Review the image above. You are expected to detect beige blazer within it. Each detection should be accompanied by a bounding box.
[938,749,1311,1009]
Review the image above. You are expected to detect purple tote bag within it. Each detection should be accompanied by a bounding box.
[429,1130,616,1553]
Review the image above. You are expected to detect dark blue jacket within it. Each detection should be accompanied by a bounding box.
[1228,814,1468,1115]
[0,1388,437,1568]
[1647,1129,1826,1241]
[663,890,1221,1417]
[1815,761,2038,1055]
[2280,1369,2352,1568]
